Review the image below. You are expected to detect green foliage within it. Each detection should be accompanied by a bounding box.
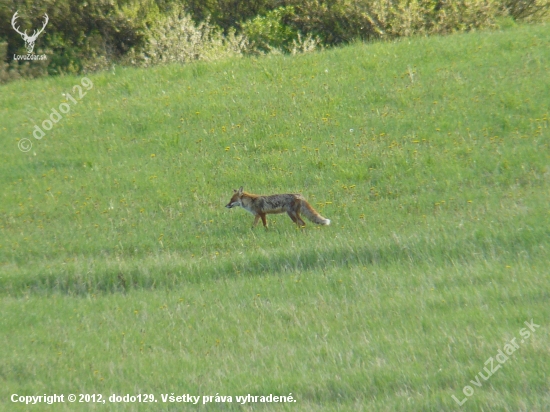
[180,0,550,42]
[183,0,274,32]
[287,0,379,45]
[505,0,550,20]
[134,9,249,66]
[284,0,504,44]
[1,0,549,83]
[0,0,163,79]
[241,6,299,53]
[0,41,49,82]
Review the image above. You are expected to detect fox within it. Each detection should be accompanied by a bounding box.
[225,187,331,228]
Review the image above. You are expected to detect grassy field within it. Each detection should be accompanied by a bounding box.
[1,22,549,411]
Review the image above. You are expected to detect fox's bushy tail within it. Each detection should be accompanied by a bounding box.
[300,201,331,225]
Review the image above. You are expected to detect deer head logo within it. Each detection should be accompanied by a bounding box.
[11,11,49,54]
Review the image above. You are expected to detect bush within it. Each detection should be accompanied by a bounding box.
[183,0,275,32]
[0,42,49,84]
[1,0,548,84]
[135,10,249,66]
[504,0,550,20]
[0,0,163,77]
[287,0,379,45]
[283,0,508,44]
[241,6,299,53]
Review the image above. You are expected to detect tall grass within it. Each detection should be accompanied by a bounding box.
[0,24,549,410]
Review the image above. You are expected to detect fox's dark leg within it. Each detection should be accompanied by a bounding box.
[260,213,268,228]
[287,211,298,224]
[295,211,306,227]
[253,215,260,227]
[294,200,306,226]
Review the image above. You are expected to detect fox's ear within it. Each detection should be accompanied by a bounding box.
[233,189,238,193]
[238,186,243,195]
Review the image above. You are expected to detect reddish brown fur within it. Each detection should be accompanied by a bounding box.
[225,187,330,228]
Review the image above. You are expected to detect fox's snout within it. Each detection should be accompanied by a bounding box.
[226,199,239,209]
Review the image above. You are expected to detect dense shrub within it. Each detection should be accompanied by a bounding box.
[0,0,163,78]
[238,0,547,50]
[505,0,550,19]
[282,0,505,44]
[133,10,249,66]
[0,41,49,83]
[1,0,548,84]
[182,0,546,45]
[241,6,298,53]
[183,0,274,32]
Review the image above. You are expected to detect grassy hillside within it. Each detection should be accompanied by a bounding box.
[1,23,549,411]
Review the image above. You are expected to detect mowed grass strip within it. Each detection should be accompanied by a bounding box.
[0,23,549,411]
[1,258,548,411]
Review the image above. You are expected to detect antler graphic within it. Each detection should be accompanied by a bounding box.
[11,12,26,37]
[11,11,49,54]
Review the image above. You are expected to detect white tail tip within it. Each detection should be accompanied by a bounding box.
[324,219,331,226]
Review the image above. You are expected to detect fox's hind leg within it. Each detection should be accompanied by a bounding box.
[253,215,260,227]
[287,210,306,227]
[294,200,306,226]
[295,211,306,227]
[287,211,298,224]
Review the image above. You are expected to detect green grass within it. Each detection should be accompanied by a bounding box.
[1,23,549,411]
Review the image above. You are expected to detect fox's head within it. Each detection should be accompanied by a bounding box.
[225,186,244,209]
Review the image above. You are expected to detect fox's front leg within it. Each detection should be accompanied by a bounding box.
[252,213,268,229]
[260,213,267,228]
